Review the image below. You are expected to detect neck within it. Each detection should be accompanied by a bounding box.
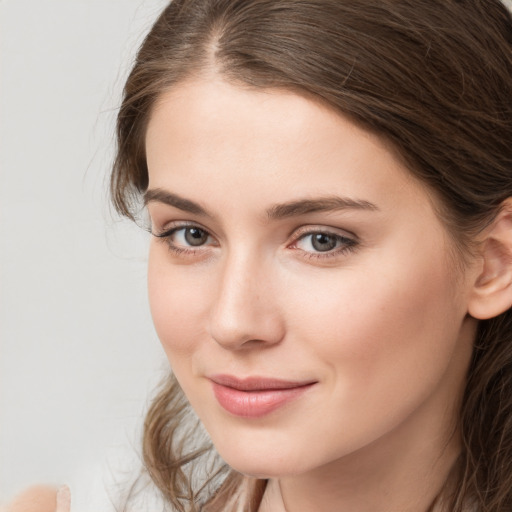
[269,434,459,512]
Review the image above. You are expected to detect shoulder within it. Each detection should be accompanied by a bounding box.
[5,486,58,512]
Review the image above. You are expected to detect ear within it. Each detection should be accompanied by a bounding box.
[468,198,512,320]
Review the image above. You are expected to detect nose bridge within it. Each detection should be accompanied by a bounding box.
[208,245,284,349]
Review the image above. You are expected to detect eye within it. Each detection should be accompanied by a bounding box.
[292,229,358,258]
[152,224,217,254]
[302,233,339,252]
[177,227,209,247]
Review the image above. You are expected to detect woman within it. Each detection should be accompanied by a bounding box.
[25,0,512,511]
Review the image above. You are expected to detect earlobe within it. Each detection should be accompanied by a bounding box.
[468,199,512,320]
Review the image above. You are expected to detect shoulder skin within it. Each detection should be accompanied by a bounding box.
[5,486,59,512]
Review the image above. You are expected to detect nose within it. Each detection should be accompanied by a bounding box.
[208,251,285,350]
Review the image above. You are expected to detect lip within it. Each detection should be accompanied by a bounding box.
[209,374,317,418]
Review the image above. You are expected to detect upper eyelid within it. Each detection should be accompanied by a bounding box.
[290,224,358,241]
[152,221,213,237]
[290,231,356,250]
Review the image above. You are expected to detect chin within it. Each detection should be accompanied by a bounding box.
[214,442,314,479]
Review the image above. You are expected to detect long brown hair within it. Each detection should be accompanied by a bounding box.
[111,1,512,510]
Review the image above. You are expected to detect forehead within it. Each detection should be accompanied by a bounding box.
[145,78,431,217]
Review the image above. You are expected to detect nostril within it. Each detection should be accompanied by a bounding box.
[208,303,285,350]
[208,259,285,349]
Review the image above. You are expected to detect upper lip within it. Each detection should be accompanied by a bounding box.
[209,374,317,391]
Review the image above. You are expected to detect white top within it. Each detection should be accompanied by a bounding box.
[68,442,170,512]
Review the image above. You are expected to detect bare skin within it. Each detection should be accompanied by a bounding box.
[5,486,69,512]
[145,78,489,511]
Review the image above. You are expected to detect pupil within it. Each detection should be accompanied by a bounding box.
[185,228,207,246]
[312,233,337,252]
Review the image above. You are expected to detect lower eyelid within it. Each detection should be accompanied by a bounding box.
[301,242,359,260]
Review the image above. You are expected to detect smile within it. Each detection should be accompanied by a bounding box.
[209,375,317,418]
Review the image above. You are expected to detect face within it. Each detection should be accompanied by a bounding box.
[145,79,476,479]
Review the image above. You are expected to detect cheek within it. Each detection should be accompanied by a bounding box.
[285,245,463,394]
[269,248,469,459]
[147,246,208,362]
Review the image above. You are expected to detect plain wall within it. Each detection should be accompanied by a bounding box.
[0,0,168,502]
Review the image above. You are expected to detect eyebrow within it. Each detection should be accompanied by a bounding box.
[144,189,213,217]
[144,188,379,219]
[266,196,379,219]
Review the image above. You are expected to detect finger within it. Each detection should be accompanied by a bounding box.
[55,486,71,512]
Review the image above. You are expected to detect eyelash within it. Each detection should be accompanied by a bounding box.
[289,229,359,260]
[153,223,214,257]
[152,224,359,260]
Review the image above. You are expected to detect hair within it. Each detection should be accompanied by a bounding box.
[111,1,512,510]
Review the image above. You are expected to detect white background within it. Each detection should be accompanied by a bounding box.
[0,0,169,502]
[1,0,511,505]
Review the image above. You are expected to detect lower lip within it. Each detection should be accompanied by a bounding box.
[211,382,315,418]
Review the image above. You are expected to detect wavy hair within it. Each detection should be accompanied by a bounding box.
[111,1,512,510]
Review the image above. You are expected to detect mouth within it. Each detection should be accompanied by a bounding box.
[208,374,317,418]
